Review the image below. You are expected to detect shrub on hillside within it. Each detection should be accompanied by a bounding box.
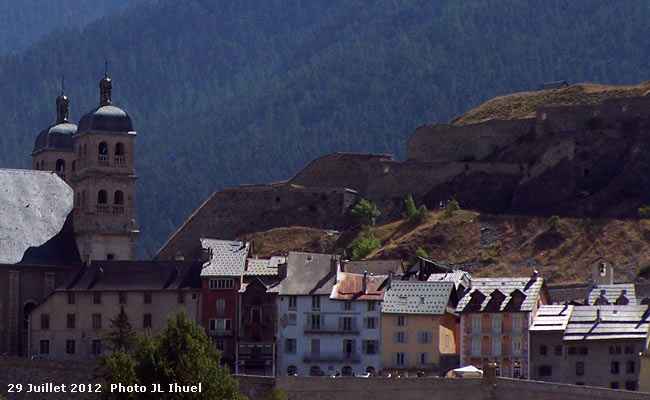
[444,199,460,217]
[351,198,381,227]
[403,195,429,223]
[638,205,650,219]
[349,231,381,260]
[547,215,561,229]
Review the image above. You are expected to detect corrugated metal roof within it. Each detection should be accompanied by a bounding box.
[587,284,636,305]
[563,305,650,341]
[382,281,454,314]
[530,305,573,331]
[456,276,545,313]
[200,239,249,277]
[0,169,74,264]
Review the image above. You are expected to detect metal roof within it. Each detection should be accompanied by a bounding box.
[0,169,74,265]
[278,252,338,295]
[456,276,545,313]
[587,284,636,305]
[382,281,454,314]
[344,260,402,275]
[244,256,285,276]
[330,271,388,301]
[563,305,650,341]
[77,105,134,135]
[200,239,249,277]
[427,270,472,291]
[530,305,573,331]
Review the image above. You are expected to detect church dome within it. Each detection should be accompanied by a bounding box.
[32,122,77,154]
[77,105,133,134]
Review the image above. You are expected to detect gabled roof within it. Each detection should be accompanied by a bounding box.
[200,239,249,277]
[61,260,202,291]
[278,252,339,295]
[0,169,76,265]
[382,281,454,314]
[587,284,636,305]
[530,305,573,332]
[427,270,472,291]
[244,256,285,276]
[457,276,545,313]
[343,260,403,275]
[330,272,388,301]
[563,305,650,341]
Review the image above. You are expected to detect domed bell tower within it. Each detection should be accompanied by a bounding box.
[72,65,139,261]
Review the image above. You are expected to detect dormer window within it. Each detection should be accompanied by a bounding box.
[599,263,606,276]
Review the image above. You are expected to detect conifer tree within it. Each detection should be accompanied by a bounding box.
[104,305,136,353]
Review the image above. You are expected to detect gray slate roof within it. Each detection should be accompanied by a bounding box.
[382,281,454,314]
[200,239,249,277]
[427,270,472,291]
[563,305,650,341]
[456,276,545,313]
[244,256,285,276]
[77,105,134,134]
[587,284,636,305]
[33,122,77,153]
[530,305,573,331]
[278,252,338,295]
[0,169,73,264]
[344,260,402,275]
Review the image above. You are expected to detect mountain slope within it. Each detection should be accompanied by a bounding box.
[2,0,650,257]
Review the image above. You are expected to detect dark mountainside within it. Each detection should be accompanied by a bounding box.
[1,0,650,258]
[0,0,140,56]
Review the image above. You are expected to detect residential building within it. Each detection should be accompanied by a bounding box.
[236,256,286,376]
[200,239,249,369]
[381,281,459,376]
[532,305,649,391]
[457,272,550,379]
[28,261,201,361]
[640,347,650,393]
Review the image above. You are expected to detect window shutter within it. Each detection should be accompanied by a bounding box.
[404,332,409,343]
[393,332,398,343]
[403,352,409,367]
[394,316,398,326]
[339,317,343,329]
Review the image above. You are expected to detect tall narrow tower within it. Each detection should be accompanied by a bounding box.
[31,79,77,183]
[72,68,139,261]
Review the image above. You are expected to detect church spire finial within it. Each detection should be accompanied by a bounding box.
[56,75,69,124]
[99,60,112,105]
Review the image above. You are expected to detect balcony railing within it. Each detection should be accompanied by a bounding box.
[96,204,110,214]
[113,205,124,214]
[210,329,233,337]
[114,156,124,165]
[304,322,358,334]
[303,352,359,362]
[98,155,109,165]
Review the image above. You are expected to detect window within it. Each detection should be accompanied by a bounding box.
[395,331,407,343]
[191,293,198,300]
[492,316,502,334]
[40,314,50,329]
[599,263,606,276]
[625,345,635,354]
[97,189,108,204]
[92,314,102,329]
[512,315,522,332]
[578,346,588,355]
[342,316,354,331]
[309,366,322,376]
[417,353,429,365]
[119,291,127,304]
[492,337,501,356]
[555,345,562,356]
[288,296,297,310]
[343,301,352,310]
[445,334,450,347]
[92,339,102,355]
[143,313,152,329]
[40,339,50,354]
[66,339,76,354]
[611,361,620,374]
[311,296,320,310]
[627,361,635,374]
[210,319,232,332]
[98,141,108,155]
[513,364,521,379]
[396,316,406,326]
[93,292,102,304]
[310,314,322,330]
[611,382,619,389]
[365,317,377,329]
[576,362,584,376]
[55,159,65,173]
[177,292,185,304]
[367,301,376,311]
[495,363,501,377]
[472,316,481,333]
[213,339,226,351]
[512,337,522,356]
[625,381,637,391]
[312,338,321,356]
[106,253,115,260]
[115,142,125,159]
[67,292,75,304]
[363,340,377,354]
[285,338,296,354]
[420,297,425,304]
[417,331,431,343]
[66,314,75,329]
[144,291,152,304]
[209,279,234,289]
[395,352,406,366]
[472,337,481,356]
[343,339,355,356]
[539,345,547,356]
[216,299,225,316]
[288,313,297,326]
[287,366,297,376]
[568,346,577,355]
[113,191,124,213]
[609,345,622,355]
[398,296,407,304]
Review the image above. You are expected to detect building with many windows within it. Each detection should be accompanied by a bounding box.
[28,261,201,361]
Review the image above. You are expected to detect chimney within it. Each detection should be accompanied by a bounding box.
[596,308,601,322]
[330,255,338,275]
[387,271,393,290]
[362,270,368,294]
[278,261,287,281]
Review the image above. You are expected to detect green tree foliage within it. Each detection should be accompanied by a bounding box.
[104,305,136,352]
[2,1,650,257]
[444,199,460,217]
[264,388,287,400]
[638,205,650,218]
[416,247,428,259]
[351,198,381,227]
[102,311,245,400]
[547,215,561,229]
[349,231,381,260]
[403,195,429,223]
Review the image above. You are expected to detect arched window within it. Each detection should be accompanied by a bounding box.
[287,366,297,376]
[98,142,108,155]
[98,190,108,204]
[309,366,322,376]
[71,160,75,172]
[115,142,125,156]
[40,160,45,169]
[113,191,124,213]
[55,159,65,172]
[366,366,376,374]
[342,366,353,376]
